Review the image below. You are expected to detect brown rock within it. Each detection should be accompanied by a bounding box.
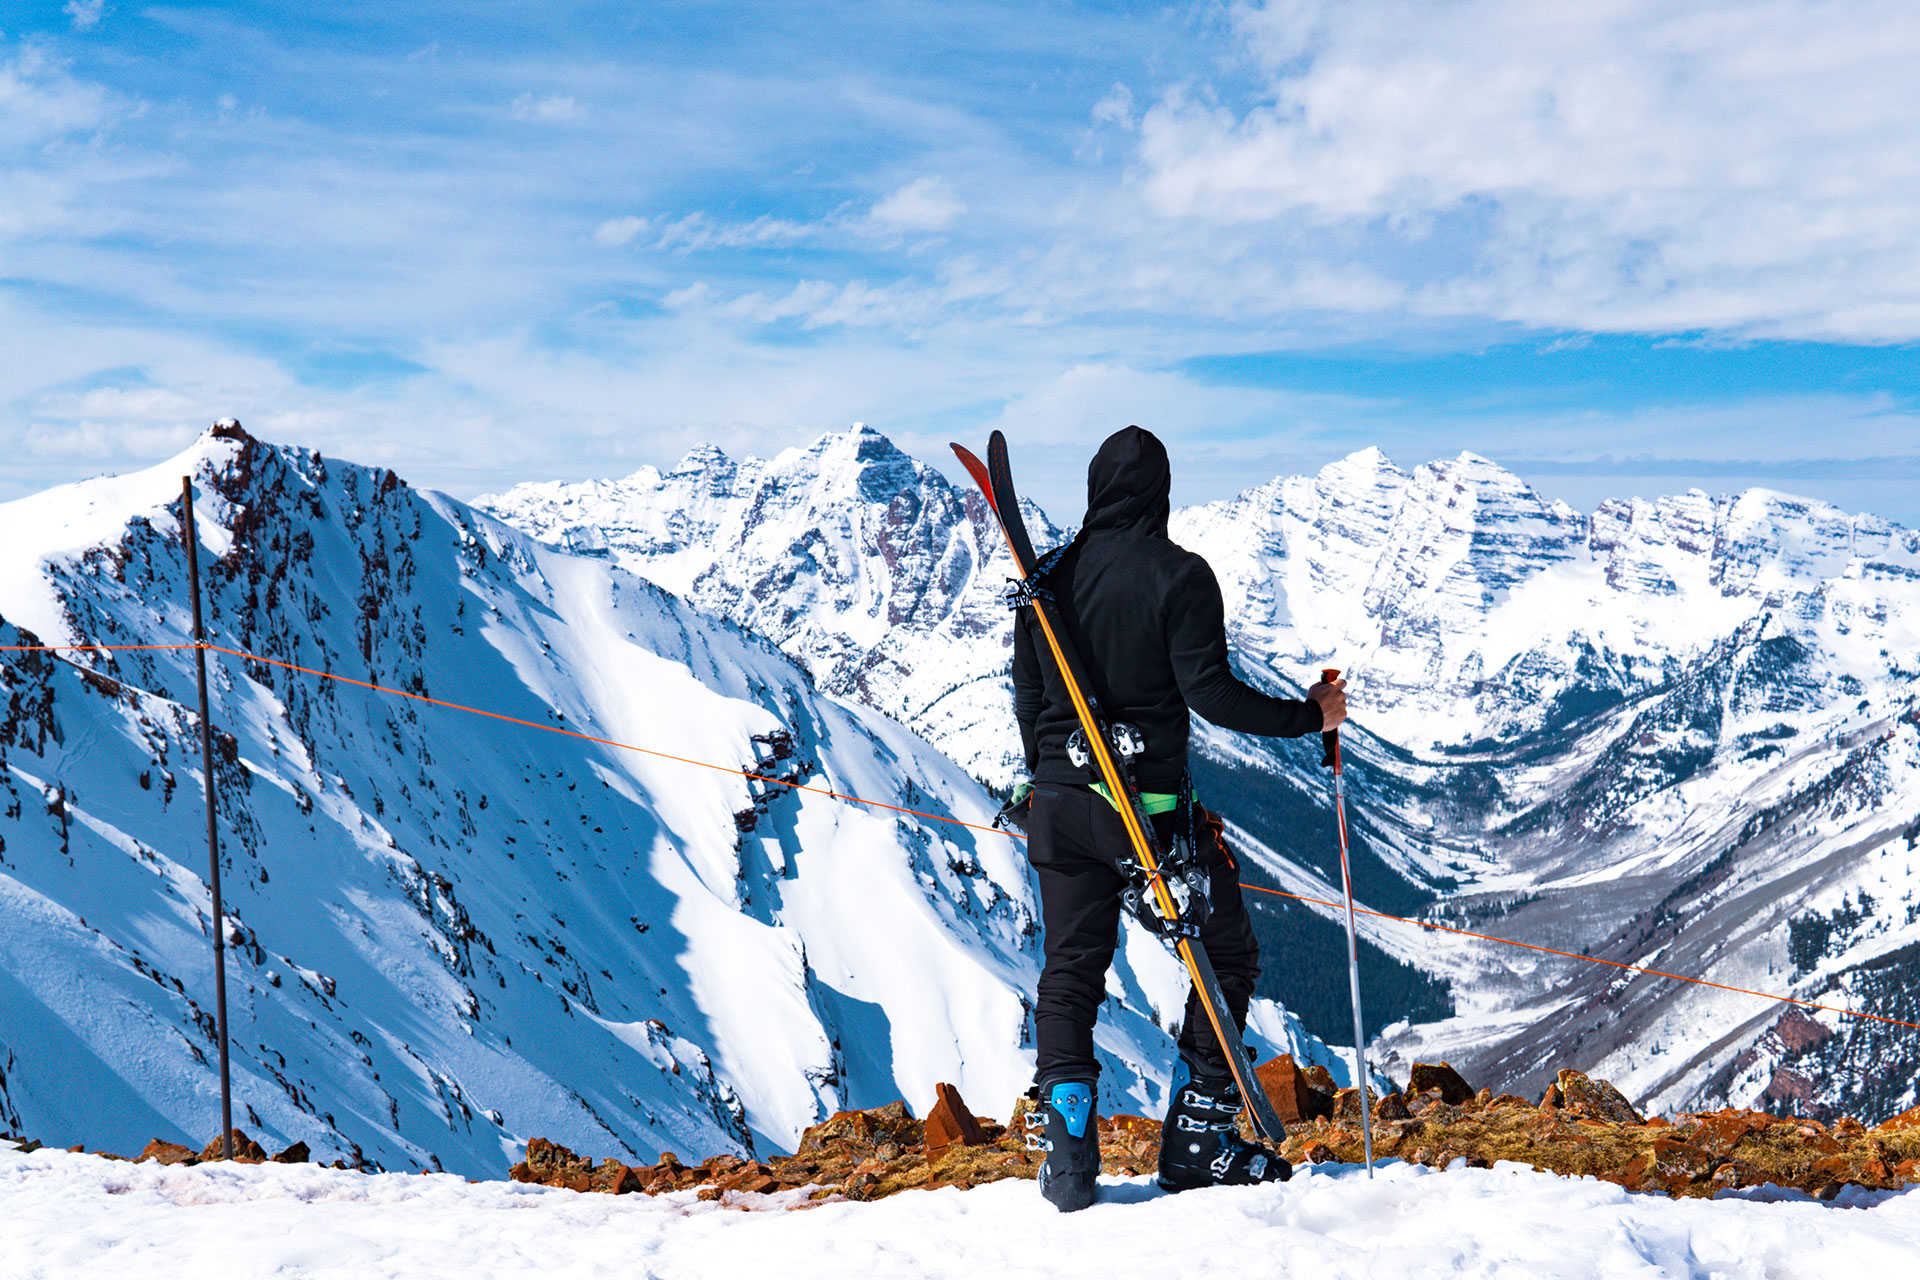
[1618,1153,1654,1192]
[1554,1071,1645,1126]
[141,1139,197,1166]
[1691,1109,1770,1160]
[796,1101,922,1160]
[1407,1062,1475,1105]
[594,1159,644,1194]
[714,1160,780,1195]
[923,1082,991,1158]
[1305,1142,1335,1164]
[1710,1161,1764,1191]
[510,1143,606,1189]
[1875,1103,1920,1132]
[272,1141,311,1164]
[197,1130,268,1163]
[1373,1091,1413,1122]
[1257,1054,1321,1124]
[1650,1134,1715,1185]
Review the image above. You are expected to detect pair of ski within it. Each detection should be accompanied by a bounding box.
[952,431,1298,1146]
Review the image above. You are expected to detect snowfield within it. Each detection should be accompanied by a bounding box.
[5,1144,1915,1280]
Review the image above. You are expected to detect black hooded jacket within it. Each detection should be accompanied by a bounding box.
[1012,426,1323,793]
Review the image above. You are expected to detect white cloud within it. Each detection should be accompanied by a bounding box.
[1090,84,1133,131]
[668,277,931,330]
[592,214,648,247]
[64,0,107,32]
[1133,0,1920,339]
[511,92,582,124]
[870,176,963,232]
[0,46,123,148]
[35,385,197,421]
[653,211,814,252]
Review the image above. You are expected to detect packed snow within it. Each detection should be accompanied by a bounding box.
[5,1141,1916,1280]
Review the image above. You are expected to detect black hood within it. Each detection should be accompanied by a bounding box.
[1082,425,1171,536]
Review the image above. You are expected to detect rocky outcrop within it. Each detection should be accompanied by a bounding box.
[1286,1064,1918,1200]
[502,1067,1919,1205]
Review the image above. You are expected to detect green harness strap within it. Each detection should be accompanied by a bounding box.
[1089,781,1183,815]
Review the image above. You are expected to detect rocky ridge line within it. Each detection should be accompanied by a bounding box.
[504,1060,1920,1205]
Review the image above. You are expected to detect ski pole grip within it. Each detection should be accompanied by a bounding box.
[1318,667,1340,770]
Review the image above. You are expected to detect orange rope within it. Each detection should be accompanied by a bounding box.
[23,636,1910,1036]
[1239,882,1920,1033]
[207,644,1013,839]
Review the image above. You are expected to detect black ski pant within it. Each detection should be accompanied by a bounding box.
[1026,782,1260,1092]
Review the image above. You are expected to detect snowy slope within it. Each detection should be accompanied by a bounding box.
[485,428,1920,1122]
[7,1141,1919,1280]
[0,423,1332,1176]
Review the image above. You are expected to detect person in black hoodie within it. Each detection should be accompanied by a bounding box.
[1012,425,1346,1211]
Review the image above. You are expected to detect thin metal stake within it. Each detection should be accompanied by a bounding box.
[183,476,234,1162]
[1321,667,1375,1177]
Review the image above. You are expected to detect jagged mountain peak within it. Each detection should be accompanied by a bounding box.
[479,424,1065,787]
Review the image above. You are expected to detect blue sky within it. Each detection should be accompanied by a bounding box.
[3,0,1918,523]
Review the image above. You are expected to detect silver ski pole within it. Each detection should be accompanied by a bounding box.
[1320,667,1374,1177]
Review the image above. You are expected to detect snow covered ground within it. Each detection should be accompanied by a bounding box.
[5,1143,1914,1280]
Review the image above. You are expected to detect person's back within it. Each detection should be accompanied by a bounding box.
[1009,424,1343,1213]
[1015,426,1323,793]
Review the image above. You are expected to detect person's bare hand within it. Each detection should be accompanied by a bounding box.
[1308,677,1348,731]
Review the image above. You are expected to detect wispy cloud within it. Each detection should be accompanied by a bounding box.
[63,1,107,33]
[870,176,962,232]
[510,92,582,124]
[592,215,648,247]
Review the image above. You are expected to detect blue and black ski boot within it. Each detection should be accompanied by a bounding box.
[1156,1071,1291,1192]
[1027,1081,1100,1211]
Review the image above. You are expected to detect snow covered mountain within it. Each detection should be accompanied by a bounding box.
[1169,448,1920,1122]
[0,423,1338,1177]
[478,426,1064,790]
[487,429,1920,1123]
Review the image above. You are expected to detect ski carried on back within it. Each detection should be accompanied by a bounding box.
[952,430,1290,1146]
